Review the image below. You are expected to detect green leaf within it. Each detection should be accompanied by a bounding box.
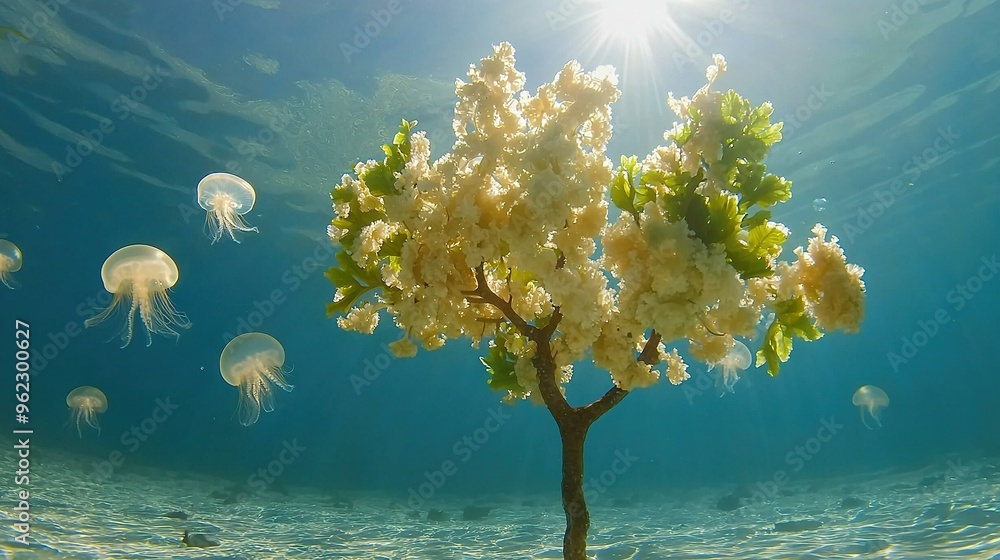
[725,244,774,280]
[720,90,749,125]
[377,232,407,258]
[687,192,740,246]
[331,185,353,204]
[658,168,704,223]
[773,297,823,341]
[735,163,791,211]
[336,250,379,286]
[723,222,785,279]
[324,266,357,289]
[360,162,397,196]
[393,119,414,161]
[746,222,787,258]
[480,330,524,393]
[325,284,367,317]
[741,210,771,230]
[610,168,635,215]
[755,320,790,376]
[330,207,387,249]
[611,155,644,221]
[669,122,693,145]
[759,122,783,145]
[356,120,417,197]
[324,249,386,317]
[754,297,824,376]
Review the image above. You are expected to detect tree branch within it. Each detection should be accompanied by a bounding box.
[637,331,662,366]
[579,330,662,424]
[461,264,535,336]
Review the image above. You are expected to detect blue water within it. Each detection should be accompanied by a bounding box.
[1,0,999,557]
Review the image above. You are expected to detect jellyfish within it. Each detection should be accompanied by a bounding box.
[197,173,259,244]
[84,244,191,347]
[708,340,753,395]
[0,239,22,288]
[853,385,889,429]
[219,332,294,426]
[66,386,108,437]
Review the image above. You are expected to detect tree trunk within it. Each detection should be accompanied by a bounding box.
[559,415,590,560]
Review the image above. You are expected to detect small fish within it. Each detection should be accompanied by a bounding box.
[164,511,189,520]
[182,530,220,548]
[0,26,30,42]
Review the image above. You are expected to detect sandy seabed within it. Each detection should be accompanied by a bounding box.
[2,446,1000,559]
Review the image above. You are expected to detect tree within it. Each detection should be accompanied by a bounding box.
[325,43,866,560]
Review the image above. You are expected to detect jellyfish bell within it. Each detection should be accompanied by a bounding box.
[708,340,752,395]
[197,173,259,244]
[84,244,191,347]
[220,332,294,426]
[0,239,23,289]
[66,386,108,437]
[852,385,889,429]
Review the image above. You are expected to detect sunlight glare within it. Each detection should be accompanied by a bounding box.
[595,0,673,43]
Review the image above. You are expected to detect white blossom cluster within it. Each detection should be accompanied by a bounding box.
[329,44,865,399]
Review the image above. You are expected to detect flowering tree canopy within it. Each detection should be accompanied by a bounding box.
[326,43,865,398]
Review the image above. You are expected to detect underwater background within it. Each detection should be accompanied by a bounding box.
[1,0,999,558]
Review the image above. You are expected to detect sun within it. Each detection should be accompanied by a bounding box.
[577,0,697,79]
[594,0,674,44]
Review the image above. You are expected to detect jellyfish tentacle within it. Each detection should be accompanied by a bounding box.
[262,365,294,392]
[861,408,873,430]
[260,382,277,413]
[124,283,140,347]
[84,407,101,434]
[146,285,191,339]
[204,210,223,244]
[237,378,264,426]
[204,193,258,244]
[85,291,125,331]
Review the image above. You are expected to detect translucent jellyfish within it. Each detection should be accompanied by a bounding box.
[220,332,294,426]
[708,340,753,395]
[84,245,191,347]
[197,173,259,244]
[853,385,889,429]
[0,239,23,288]
[66,386,108,437]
